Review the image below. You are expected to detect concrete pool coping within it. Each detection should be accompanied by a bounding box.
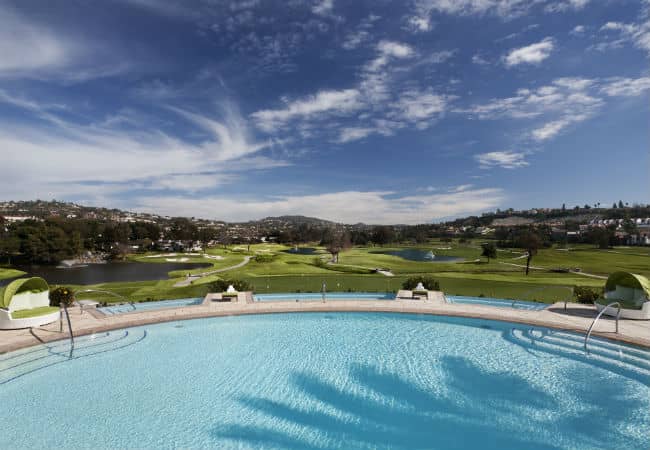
[1,295,649,353]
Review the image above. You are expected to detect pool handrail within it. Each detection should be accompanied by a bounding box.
[584,301,621,353]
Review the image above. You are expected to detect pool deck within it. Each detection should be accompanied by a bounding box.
[1,293,649,353]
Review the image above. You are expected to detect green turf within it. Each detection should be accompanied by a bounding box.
[15,240,647,305]
[0,268,26,281]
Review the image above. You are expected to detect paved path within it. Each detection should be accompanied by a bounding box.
[1,297,648,354]
[498,261,607,279]
[173,256,252,287]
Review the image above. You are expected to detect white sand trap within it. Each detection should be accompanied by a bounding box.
[145,253,178,258]
[204,255,224,260]
[165,257,189,262]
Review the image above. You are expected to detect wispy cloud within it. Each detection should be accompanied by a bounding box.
[599,76,650,97]
[475,151,529,169]
[463,73,650,142]
[599,18,650,56]
[337,127,375,143]
[133,187,506,224]
[504,38,555,67]
[0,90,279,201]
[0,5,71,77]
[251,89,363,132]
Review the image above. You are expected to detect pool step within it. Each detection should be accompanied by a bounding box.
[506,328,650,384]
[0,329,147,385]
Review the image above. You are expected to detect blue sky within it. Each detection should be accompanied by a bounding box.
[0,0,648,224]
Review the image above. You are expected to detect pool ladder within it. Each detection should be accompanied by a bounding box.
[584,302,621,353]
[60,303,75,357]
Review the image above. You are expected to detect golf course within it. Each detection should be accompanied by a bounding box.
[13,239,643,305]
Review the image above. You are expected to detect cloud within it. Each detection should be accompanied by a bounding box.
[531,119,572,141]
[341,14,380,49]
[132,187,506,224]
[0,90,279,201]
[599,18,650,56]
[409,0,589,19]
[600,76,650,97]
[394,90,449,126]
[337,127,375,143]
[475,151,529,169]
[504,38,555,66]
[312,0,334,16]
[407,15,432,32]
[411,0,529,18]
[472,54,491,65]
[570,25,586,36]
[0,6,72,77]
[462,76,606,141]
[251,89,363,132]
[545,0,590,13]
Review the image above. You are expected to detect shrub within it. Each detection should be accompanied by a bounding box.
[50,286,75,307]
[207,279,252,293]
[254,254,277,263]
[402,276,440,291]
[574,286,601,304]
[312,257,327,268]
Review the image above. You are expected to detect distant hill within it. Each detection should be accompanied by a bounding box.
[1,199,648,228]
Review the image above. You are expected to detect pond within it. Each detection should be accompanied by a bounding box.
[1,261,211,286]
[376,248,463,262]
[282,247,319,255]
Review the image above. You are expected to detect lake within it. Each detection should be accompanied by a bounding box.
[1,261,211,286]
[376,249,463,262]
[282,247,319,255]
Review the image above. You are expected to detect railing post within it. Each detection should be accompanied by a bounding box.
[584,302,621,352]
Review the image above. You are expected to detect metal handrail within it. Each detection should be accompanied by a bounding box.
[75,289,136,310]
[584,302,621,352]
[61,303,74,355]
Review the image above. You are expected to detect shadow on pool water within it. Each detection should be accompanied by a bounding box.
[212,356,645,450]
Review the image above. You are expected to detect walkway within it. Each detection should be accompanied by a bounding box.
[498,262,608,279]
[1,296,648,354]
[173,256,252,287]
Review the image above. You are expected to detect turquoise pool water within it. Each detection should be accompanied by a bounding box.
[446,295,548,310]
[254,292,394,301]
[99,297,202,315]
[1,313,648,449]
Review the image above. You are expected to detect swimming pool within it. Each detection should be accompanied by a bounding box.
[98,297,203,315]
[0,313,648,449]
[446,295,548,310]
[254,292,395,301]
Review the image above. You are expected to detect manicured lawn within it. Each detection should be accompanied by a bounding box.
[18,241,647,305]
[0,267,26,281]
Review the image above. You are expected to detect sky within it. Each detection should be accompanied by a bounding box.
[0,0,648,224]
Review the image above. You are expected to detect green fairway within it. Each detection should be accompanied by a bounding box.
[37,241,648,305]
[0,267,26,281]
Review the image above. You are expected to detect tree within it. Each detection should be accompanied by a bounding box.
[519,231,542,276]
[480,242,497,263]
[321,228,351,263]
[618,200,624,208]
[372,226,396,246]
